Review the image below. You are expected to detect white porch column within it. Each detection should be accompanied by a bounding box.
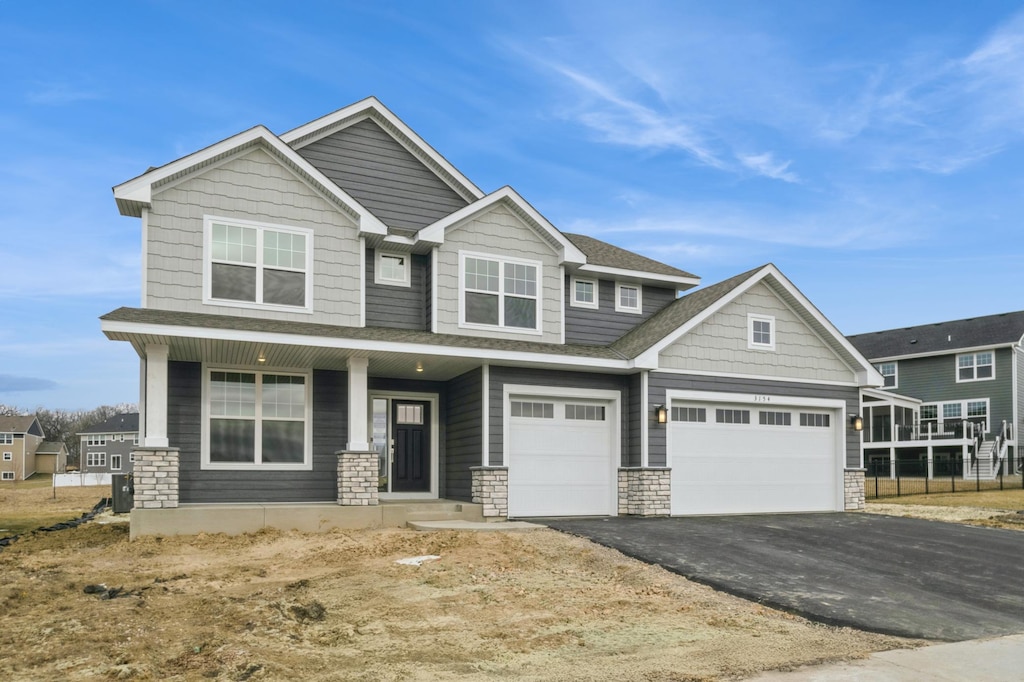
[926,450,934,479]
[347,356,370,451]
[144,344,169,448]
[889,447,896,480]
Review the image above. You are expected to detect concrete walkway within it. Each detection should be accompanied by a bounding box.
[746,634,1024,681]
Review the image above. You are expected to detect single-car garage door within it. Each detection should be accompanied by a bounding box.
[508,394,617,517]
[669,400,840,515]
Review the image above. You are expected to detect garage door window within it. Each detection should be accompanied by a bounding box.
[672,406,706,422]
[510,401,554,418]
[759,411,791,426]
[565,404,606,421]
[716,409,750,424]
[799,413,831,427]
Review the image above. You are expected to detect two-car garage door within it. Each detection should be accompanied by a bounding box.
[669,399,842,515]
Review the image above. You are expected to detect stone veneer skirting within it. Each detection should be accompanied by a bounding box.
[470,466,508,518]
[133,448,180,509]
[337,451,379,506]
[618,467,671,516]
[844,468,866,511]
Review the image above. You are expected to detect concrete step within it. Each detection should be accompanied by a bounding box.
[407,520,543,532]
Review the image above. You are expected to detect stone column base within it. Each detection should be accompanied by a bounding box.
[844,468,866,511]
[618,467,671,516]
[470,466,508,518]
[337,451,379,506]
[134,447,180,509]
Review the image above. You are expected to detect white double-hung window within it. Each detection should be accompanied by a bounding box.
[203,369,311,470]
[205,216,312,312]
[460,252,541,333]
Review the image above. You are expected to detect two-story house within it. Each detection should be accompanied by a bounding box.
[848,312,1023,480]
[0,415,46,481]
[102,97,882,537]
[78,413,140,475]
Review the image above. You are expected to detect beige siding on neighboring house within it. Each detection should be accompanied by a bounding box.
[145,147,362,326]
[659,282,855,383]
[434,204,563,344]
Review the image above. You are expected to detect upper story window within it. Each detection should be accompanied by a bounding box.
[570,277,599,310]
[86,435,105,447]
[460,252,541,333]
[957,351,994,382]
[204,216,312,313]
[748,314,775,351]
[876,362,897,388]
[614,283,642,314]
[375,251,411,287]
[0,433,12,445]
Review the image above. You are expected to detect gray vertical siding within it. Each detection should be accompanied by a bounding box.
[648,373,862,468]
[364,249,429,330]
[564,280,676,345]
[368,377,448,497]
[294,118,468,232]
[488,367,633,467]
[170,362,346,504]
[893,349,1014,432]
[444,368,483,502]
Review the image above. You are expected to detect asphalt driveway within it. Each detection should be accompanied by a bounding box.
[540,513,1024,641]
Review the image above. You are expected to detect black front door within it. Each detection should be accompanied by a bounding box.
[392,401,430,492]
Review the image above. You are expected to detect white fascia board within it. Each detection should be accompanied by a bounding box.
[100,319,632,371]
[280,96,484,202]
[576,263,701,289]
[862,387,922,407]
[652,367,865,388]
[417,187,587,265]
[665,388,846,411]
[864,343,1014,364]
[112,126,388,236]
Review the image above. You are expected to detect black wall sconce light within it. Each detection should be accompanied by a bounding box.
[849,414,864,431]
[655,404,668,424]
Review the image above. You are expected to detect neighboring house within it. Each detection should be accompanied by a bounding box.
[848,312,1023,479]
[78,413,140,475]
[103,97,882,535]
[0,415,45,481]
[35,441,69,474]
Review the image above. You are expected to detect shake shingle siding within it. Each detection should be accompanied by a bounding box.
[564,280,676,345]
[444,368,483,502]
[170,362,346,504]
[294,119,468,232]
[488,367,632,467]
[648,373,861,468]
[365,249,429,330]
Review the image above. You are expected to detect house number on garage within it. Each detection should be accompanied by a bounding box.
[753,395,771,402]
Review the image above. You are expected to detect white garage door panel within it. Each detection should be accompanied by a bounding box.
[670,403,839,515]
[508,397,615,517]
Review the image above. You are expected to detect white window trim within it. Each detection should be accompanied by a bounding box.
[570,276,599,310]
[748,314,776,351]
[87,452,107,468]
[202,215,314,314]
[876,362,898,389]
[86,435,106,447]
[2,472,14,481]
[922,398,991,433]
[110,454,122,471]
[955,350,995,383]
[2,452,11,461]
[0,434,12,444]
[201,366,314,471]
[458,251,543,336]
[614,282,642,314]
[374,250,412,287]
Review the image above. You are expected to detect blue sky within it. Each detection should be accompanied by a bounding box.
[2,1,1024,410]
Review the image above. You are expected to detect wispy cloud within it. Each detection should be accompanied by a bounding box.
[0,374,58,393]
[736,152,800,183]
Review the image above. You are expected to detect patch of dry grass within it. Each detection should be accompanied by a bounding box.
[0,484,108,536]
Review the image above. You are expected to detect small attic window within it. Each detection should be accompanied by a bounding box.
[375,251,411,287]
[748,314,775,351]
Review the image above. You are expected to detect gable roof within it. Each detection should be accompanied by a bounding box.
[417,186,587,265]
[848,310,1024,360]
[281,96,483,204]
[617,264,882,384]
[113,126,389,235]
[37,441,67,455]
[0,415,43,437]
[565,233,699,288]
[79,413,140,435]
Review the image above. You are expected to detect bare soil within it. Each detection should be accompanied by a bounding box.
[0,487,914,681]
[866,488,1024,530]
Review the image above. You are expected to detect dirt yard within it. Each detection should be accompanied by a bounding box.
[0,487,916,681]
[866,488,1024,530]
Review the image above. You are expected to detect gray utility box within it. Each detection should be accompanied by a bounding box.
[111,474,134,513]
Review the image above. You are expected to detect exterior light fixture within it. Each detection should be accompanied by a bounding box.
[849,414,863,431]
[655,404,668,424]
[415,362,424,373]
[257,352,266,364]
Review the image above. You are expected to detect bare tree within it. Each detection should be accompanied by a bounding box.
[0,403,139,467]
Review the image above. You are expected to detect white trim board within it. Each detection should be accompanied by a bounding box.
[369,390,441,500]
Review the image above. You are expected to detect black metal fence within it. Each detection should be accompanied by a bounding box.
[866,451,1024,499]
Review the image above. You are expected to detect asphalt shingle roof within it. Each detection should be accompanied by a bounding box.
[37,441,67,454]
[848,311,1024,360]
[0,415,40,435]
[563,233,699,280]
[80,413,140,435]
